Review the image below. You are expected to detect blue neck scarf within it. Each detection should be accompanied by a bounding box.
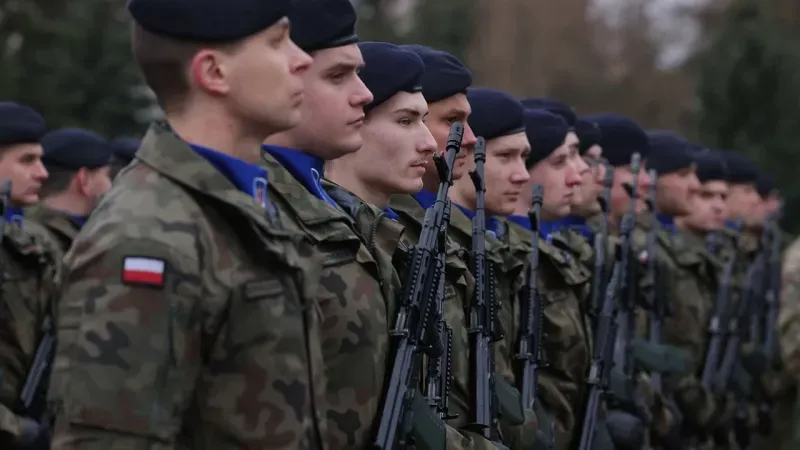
[190,144,269,208]
[656,213,676,234]
[5,206,23,229]
[263,145,339,209]
[412,189,438,210]
[453,203,504,238]
[725,220,743,232]
[69,214,86,228]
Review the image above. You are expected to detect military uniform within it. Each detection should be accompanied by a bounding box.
[48,124,328,449]
[26,206,79,259]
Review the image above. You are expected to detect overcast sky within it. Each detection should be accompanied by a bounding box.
[592,0,712,68]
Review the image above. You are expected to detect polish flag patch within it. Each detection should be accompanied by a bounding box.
[122,256,166,287]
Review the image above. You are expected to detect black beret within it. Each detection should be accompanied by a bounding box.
[721,151,759,184]
[0,102,46,147]
[694,150,728,183]
[646,130,695,176]
[289,0,358,53]
[467,87,526,141]
[358,42,424,113]
[583,113,649,167]
[127,0,291,42]
[756,170,777,198]
[524,109,569,169]
[41,128,114,170]
[111,138,140,165]
[401,45,472,103]
[574,118,601,155]
[520,97,577,126]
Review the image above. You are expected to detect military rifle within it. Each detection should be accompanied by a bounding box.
[700,222,742,389]
[423,199,458,421]
[590,163,614,319]
[465,137,505,443]
[514,183,544,410]
[373,123,463,450]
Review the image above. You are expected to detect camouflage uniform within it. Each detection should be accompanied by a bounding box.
[49,124,327,449]
[0,218,60,447]
[261,152,391,449]
[778,236,800,449]
[503,220,592,450]
[391,194,547,449]
[654,228,721,442]
[27,205,80,260]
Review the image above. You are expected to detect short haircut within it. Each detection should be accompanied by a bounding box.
[40,167,77,198]
[131,23,243,114]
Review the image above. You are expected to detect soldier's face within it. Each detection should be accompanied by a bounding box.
[656,166,699,217]
[341,92,436,199]
[0,143,48,207]
[285,44,373,159]
[527,138,584,221]
[217,20,311,139]
[684,180,728,231]
[573,145,605,216]
[425,95,477,187]
[610,162,651,218]
[727,183,761,223]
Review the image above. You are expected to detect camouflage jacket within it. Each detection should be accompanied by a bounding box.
[0,220,60,445]
[504,220,592,450]
[388,194,475,425]
[323,187,519,450]
[49,123,326,450]
[651,227,720,431]
[262,153,391,450]
[27,204,80,261]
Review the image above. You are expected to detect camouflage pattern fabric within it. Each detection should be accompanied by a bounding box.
[656,228,721,437]
[0,220,60,446]
[27,204,81,262]
[48,123,327,449]
[504,220,592,450]
[261,152,394,449]
[389,193,476,425]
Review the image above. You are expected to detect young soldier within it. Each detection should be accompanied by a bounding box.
[383,46,533,448]
[48,0,321,448]
[641,132,721,447]
[28,128,114,256]
[506,108,595,450]
[0,101,60,449]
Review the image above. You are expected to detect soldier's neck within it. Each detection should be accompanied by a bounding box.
[167,112,265,164]
[44,194,91,217]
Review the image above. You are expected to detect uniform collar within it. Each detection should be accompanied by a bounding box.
[262,145,339,209]
[190,143,269,207]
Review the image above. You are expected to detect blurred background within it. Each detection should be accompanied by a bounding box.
[2,0,800,230]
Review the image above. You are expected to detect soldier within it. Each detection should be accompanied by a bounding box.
[47,0,322,448]
[642,132,722,447]
[322,41,509,450]
[506,108,595,450]
[0,101,60,449]
[27,128,114,257]
[109,137,139,178]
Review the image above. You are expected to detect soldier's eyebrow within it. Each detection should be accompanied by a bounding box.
[394,108,423,118]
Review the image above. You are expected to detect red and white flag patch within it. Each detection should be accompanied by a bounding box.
[122,256,165,287]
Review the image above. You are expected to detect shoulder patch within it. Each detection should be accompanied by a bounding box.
[122,256,166,288]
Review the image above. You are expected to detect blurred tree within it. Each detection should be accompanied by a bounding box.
[693,0,800,231]
[0,0,149,138]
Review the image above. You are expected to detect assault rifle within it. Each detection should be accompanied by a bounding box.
[373,122,464,450]
[515,183,544,410]
[466,137,504,442]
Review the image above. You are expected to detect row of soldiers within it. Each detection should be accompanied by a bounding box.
[0,0,794,449]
